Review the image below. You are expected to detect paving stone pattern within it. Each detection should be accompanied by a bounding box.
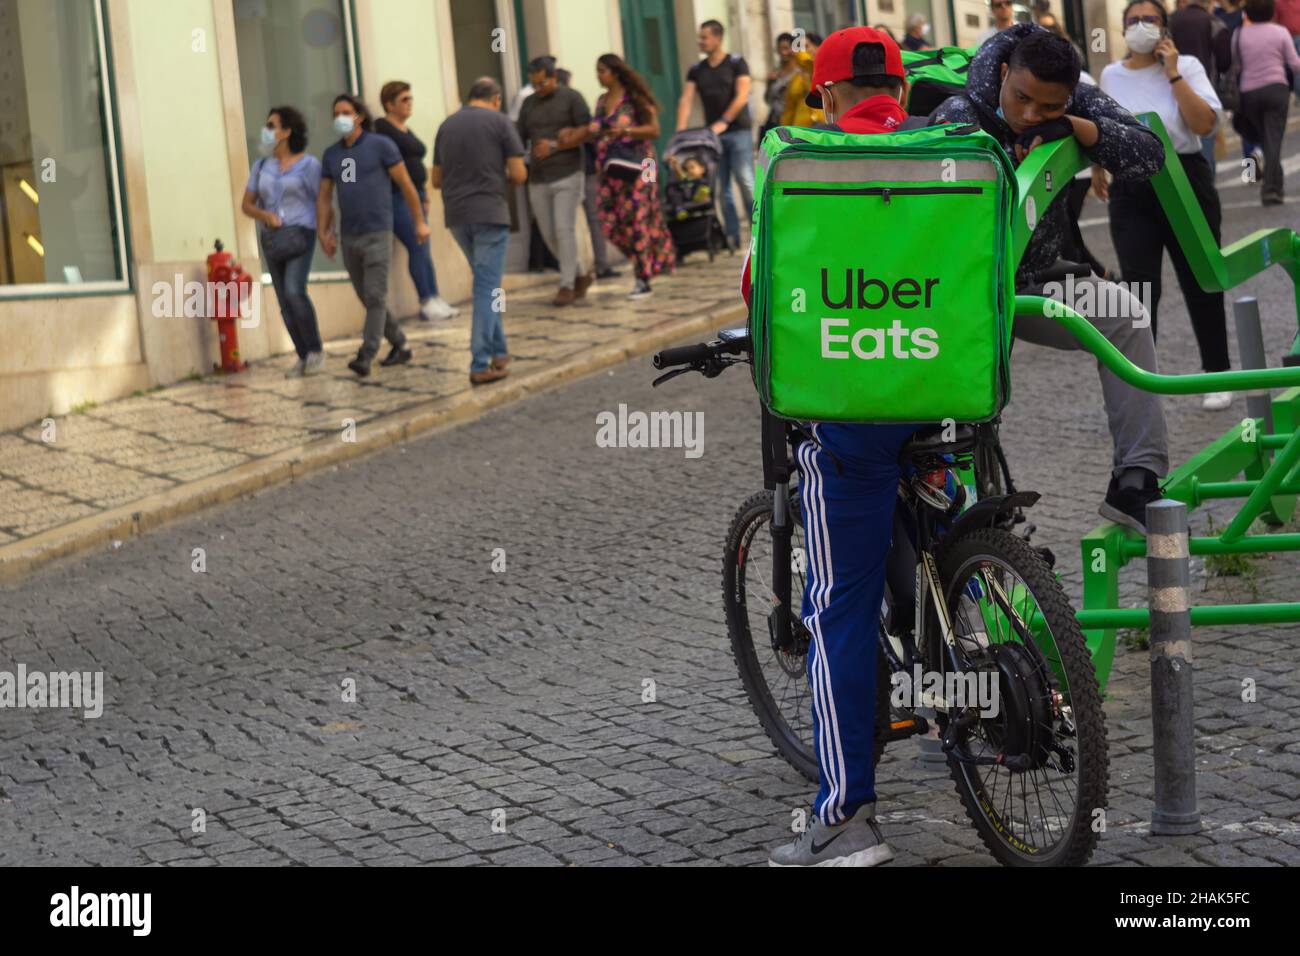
[1,160,1299,865]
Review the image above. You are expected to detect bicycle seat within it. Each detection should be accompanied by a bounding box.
[901,423,977,462]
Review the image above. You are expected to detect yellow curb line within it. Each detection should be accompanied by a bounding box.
[0,303,745,584]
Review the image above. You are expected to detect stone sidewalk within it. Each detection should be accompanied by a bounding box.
[0,255,743,580]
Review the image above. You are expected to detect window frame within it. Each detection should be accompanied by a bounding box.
[0,0,132,301]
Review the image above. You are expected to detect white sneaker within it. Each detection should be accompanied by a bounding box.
[1202,391,1232,411]
[420,296,458,321]
[302,351,325,376]
[284,358,305,378]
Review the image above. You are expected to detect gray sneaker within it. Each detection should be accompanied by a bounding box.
[283,357,306,378]
[768,805,894,867]
[302,351,325,376]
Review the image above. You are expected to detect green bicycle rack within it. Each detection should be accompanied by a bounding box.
[1009,113,1300,690]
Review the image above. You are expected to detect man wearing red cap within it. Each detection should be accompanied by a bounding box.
[765,26,918,868]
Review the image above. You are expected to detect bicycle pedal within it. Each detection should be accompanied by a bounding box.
[882,713,930,742]
[1035,545,1056,568]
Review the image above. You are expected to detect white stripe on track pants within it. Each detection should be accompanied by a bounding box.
[796,422,918,826]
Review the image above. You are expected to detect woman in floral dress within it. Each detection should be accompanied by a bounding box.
[587,54,676,299]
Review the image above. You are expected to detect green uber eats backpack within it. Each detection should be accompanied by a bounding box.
[901,46,977,117]
[749,122,1017,425]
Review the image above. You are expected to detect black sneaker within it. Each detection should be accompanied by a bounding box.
[379,345,413,367]
[595,267,621,279]
[1099,469,1162,533]
[347,353,371,377]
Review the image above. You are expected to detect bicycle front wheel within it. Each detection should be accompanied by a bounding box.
[937,527,1107,866]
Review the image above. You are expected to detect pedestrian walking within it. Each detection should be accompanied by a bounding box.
[1234,0,1300,204]
[1099,0,1233,409]
[675,19,754,250]
[977,0,1018,46]
[581,140,619,280]
[903,13,933,50]
[760,33,799,138]
[374,80,459,322]
[240,106,325,377]
[432,77,528,386]
[1216,0,1266,168]
[1275,0,1300,60]
[1170,0,1230,164]
[317,93,429,377]
[587,54,676,299]
[517,56,593,307]
[781,35,826,127]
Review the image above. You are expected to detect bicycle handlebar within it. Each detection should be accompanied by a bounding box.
[653,342,717,369]
[1019,295,1300,394]
[652,333,750,371]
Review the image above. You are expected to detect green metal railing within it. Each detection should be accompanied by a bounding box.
[1009,114,1300,688]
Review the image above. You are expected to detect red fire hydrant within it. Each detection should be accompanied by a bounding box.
[206,239,251,373]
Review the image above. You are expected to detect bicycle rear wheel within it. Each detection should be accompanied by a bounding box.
[936,527,1107,866]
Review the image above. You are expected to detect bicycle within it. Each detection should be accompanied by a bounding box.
[653,330,1108,866]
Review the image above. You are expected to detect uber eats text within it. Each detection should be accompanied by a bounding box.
[816,268,940,360]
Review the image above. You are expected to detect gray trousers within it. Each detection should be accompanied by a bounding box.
[583,172,611,274]
[1016,276,1169,477]
[529,170,590,287]
[341,231,406,360]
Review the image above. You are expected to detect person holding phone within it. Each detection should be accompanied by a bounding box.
[1097,0,1233,409]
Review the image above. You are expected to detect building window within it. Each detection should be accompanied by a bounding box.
[0,0,126,294]
[233,0,356,275]
[966,13,981,26]
[793,0,860,36]
[450,0,505,105]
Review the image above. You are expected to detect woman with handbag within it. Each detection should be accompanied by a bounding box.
[586,54,675,299]
[240,106,325,376]
[1097,0,1233,410]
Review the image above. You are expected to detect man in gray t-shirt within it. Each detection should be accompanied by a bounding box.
[516,56,593,306]
[432,77,528,386]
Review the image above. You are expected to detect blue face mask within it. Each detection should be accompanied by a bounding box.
[333,114,355,137]
[258,126,278,155]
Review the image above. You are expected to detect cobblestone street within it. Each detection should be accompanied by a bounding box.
[3,150,1300,867]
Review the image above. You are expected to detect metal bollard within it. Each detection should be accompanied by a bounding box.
[1233,297,1273,435]
[1147,498,1201,835]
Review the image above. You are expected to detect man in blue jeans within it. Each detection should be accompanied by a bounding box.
[675,18,754,249]
[432,77,528,386]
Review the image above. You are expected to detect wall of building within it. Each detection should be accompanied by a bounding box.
[3,0,816,432]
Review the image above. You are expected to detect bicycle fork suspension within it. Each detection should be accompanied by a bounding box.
[769,481,796,653]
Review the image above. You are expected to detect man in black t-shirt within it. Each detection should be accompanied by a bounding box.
[517,56,593,306]
[675,19,753,248]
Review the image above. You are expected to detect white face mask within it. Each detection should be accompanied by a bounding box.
[333,114,355,137]
[1125,21,1162,55]
[258,126,278,155]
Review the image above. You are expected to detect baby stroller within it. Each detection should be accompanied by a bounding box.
[663,128,729,263]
